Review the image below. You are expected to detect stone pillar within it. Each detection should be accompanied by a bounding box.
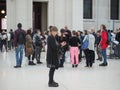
[7,0,32,31]
[7,0,16,31]
[65,0,72,29]
[54,0,66,29]
[27,0,33,29]
[97,0,109,28]
[41,3,48,32]
[48,0,54,27]
[72,0,83,31]
[16,0,32,30]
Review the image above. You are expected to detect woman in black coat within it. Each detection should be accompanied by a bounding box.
[46,26,66,87]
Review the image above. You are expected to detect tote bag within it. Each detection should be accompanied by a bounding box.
[82,36,89,50]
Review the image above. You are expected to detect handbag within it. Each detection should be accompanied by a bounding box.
[81,36,89,50]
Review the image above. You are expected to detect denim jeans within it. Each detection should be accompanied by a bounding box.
[102,49,107,64]
[15,44,24,66]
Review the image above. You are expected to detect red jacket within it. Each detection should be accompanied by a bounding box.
[100,30,108,49]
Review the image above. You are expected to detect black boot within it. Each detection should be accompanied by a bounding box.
[48,82,59,87]
[75,64,78,67]
[29,61,36,65]
[72,64,75,68]
[37,61,43,64]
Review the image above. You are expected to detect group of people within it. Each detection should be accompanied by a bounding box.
[1,23,120,87]
[46,25,120,87]
[0,29,14,52]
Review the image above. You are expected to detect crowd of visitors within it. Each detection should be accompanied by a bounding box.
[0,23,120,87]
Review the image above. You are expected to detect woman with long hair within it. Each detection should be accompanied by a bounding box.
[99,24,108,66]
[25,29,36,65]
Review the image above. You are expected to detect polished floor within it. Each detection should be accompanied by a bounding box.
[0,49,120,90]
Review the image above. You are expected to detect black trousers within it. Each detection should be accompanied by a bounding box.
[28,45,35,61]
[28,51,35,61]
[1,40,7,52]
[84,49,94,67]
[79,46,82,62]
[49,67,55,84]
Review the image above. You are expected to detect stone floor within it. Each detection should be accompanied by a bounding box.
[0,49,120,90]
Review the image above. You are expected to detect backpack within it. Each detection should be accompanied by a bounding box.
[17,31,25,44]
[10,32,14,40]
[106,31,111,45]
[35,35,42,47]
[81,35,89,50]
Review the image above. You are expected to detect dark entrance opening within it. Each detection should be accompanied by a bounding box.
[33,2,48,33]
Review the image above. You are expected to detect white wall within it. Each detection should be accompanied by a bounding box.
[7,0,32,31]
[72,0,83,31]
[7,0,119,32]
[7,0,16,31]
[83,0,120,31]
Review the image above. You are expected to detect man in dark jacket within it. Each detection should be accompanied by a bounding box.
[34,30,43,64]
[14,23,26,68]
[46,26,66,87]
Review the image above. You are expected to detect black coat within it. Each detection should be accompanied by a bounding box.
[46,35,61,69]
[116,32,120,43]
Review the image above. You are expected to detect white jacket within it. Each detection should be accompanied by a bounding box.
[7,33,11,41]
[88,34,95,51]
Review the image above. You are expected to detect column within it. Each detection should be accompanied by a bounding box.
[54,0,66,29]
[48,0,54,27]
[97,0,109,28]
[15,0,32,30]
[27,0,33,29]
[7,0,16,31]
[72,0,83,31]
[41,3,48,32]
[65,0,72,29]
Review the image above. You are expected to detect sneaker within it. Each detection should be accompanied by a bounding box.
[59,65,64,68]
[99,63,108,66]
[96,58,102,61]
[14,66,21,68]
[72,65,75,68]
[53,81,58,85]
[37,61,43,64]
[75,64,78,67]
[48,82,59,87]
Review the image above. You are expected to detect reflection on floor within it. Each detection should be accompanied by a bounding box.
[0,50,120,90]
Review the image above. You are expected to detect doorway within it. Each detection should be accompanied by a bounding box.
[33,2,48,33]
